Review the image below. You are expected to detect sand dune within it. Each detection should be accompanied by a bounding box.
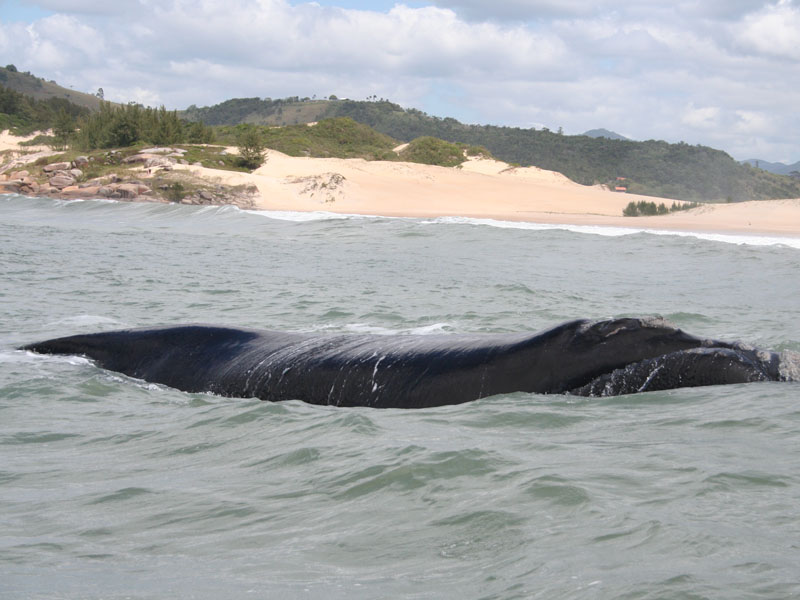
[0,130,51,153]
[176,149,800,237]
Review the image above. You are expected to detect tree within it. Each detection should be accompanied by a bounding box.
[52,109,75,150]
[96,87,104,99]
[236,127,266,169]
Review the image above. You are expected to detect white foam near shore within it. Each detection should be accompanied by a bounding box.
[242,209,366,222]
[425,215,800,249]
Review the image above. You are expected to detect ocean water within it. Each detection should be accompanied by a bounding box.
[1,194,799,599]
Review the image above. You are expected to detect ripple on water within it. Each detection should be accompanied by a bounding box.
[328,449,506,500]
[523,474,592,508]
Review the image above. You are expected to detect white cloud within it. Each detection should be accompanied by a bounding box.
[737,0,800,60]
[0,0,798,162]
[681,104,722,130]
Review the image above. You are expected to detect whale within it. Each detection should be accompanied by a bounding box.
[21,317,797,408]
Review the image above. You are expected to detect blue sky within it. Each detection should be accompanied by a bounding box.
[1,0,51,20]
[1,0,798,162]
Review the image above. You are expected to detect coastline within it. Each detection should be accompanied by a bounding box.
[178,149,800,239]
[3,133,799,239]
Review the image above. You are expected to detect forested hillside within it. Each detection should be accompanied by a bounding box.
[0,75,91,134]
[182,97,800,202]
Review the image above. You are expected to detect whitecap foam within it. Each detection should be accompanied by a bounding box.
[242,209,370,222]
[11,349,93,367]
[422,216,800,249]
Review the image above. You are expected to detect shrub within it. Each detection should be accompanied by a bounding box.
[623,199,701,216]
[398,136,465,167]
[164,182,186,203]
[236,128,266,169]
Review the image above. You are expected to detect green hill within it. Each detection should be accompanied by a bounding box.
[1,65,104,111]
[182,96,800,202]
[183,97,331,127]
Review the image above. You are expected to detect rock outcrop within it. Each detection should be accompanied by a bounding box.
[1,150,258,210]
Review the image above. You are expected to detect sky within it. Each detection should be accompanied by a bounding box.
[1,0,798,162]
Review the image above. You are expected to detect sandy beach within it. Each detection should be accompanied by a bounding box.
[176,148,800,238]
[3,129,799,237]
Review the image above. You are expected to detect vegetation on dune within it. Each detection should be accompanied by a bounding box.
[215,118,399,161]
[75,102,214,150]
[1,82,215,152]
[236,128,266,169]
[398,137,467,167]
[622,200,700,217]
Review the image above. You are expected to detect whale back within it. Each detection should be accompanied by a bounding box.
[21,318,794,407]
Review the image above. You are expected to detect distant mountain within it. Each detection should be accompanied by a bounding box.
[0,65,104,111]
[742,159,800,177]
[183,97,800,202]
[582,128,629,141]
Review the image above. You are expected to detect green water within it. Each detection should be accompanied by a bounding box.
[2,196,799,599]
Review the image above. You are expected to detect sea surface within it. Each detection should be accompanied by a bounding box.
[2,194,799,600]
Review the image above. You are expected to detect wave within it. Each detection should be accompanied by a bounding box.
[4,194,799,249]
[425,216,800,249]
[242,209,370,222]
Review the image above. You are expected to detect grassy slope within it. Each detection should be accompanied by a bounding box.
[0,67,104,111]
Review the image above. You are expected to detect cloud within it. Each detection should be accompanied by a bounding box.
[737,0,800,59]
[681,104,722,130]
[428,0,771,21]
[22,0,132,15]
[0,0,797,162]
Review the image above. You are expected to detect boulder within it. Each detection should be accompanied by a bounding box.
[123,153,169,165]
[69,169,83,179]
[49,175,77,189]
[0,181,21,193]
[116,183,140,199]
[145,156,176,169]
[9,170,30,180]
[63,185,100,197]
[43,162,71,173]
[139,147,180,155]
[73,156,89,167]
